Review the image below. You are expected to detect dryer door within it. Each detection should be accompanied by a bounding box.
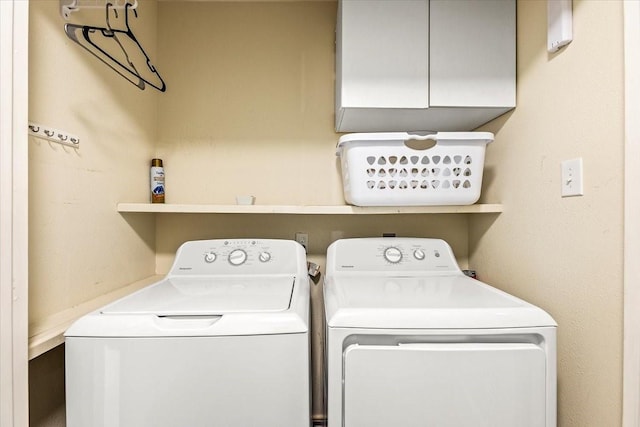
[343,342,546,427]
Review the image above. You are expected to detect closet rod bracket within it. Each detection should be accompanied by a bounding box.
[60,0,138,20]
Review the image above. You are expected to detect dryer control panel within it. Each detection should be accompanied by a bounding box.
[168,239,305,276]
[327,238,460,274]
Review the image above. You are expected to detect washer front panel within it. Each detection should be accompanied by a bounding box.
[66,334,309,427]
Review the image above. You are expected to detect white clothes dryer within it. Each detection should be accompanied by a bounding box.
[324,238,556,427]
[66,239,310,427]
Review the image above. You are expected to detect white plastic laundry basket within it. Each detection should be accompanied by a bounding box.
[336,132,493,206]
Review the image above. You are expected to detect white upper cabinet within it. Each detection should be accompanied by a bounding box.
[336,0,516,132]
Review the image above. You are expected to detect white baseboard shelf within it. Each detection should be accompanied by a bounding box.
[28,275,163,360]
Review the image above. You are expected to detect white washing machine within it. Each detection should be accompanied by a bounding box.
[324,238,557,427]
[65,239,310,427]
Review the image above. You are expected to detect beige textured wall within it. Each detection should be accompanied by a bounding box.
[28,0,158,326]
[28,1,159,425]
[470,1,624,426]
[156,1,342,206]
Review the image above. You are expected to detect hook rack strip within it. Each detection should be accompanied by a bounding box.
[60,0,138,20]
[28,122,81,149]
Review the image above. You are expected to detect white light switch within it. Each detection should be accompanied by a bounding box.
[561,158,584,197]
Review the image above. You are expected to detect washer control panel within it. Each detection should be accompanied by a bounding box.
[169,239,303,276]
[328,238,459,274]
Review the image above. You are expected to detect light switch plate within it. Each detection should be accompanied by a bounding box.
[561,158,583,197]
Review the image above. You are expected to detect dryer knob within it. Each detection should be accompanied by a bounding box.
[413,249,426,260]
[204,252,217,263]
[384,247,403,264]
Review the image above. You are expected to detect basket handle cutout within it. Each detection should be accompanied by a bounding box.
[404,134,437,151]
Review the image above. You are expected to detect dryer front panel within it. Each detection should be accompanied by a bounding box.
[343,342,546,427]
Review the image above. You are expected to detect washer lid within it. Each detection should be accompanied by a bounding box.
[101,276,295,316]
[324,275,556,329]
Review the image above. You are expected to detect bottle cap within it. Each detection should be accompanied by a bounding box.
[151,158,163,167]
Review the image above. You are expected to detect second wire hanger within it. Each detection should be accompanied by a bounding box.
[64,2,166,92]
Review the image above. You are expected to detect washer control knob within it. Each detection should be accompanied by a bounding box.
[204,252,217,263]
[384,247,403,264]
[228,249,247,266]
[259,251,271,263]
[413,249,425,260]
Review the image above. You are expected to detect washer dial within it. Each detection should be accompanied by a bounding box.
[383,247,403,264]
[413,249,425,260]
[228,249,248,266]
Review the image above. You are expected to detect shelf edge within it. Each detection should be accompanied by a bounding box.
[117,203,503,215]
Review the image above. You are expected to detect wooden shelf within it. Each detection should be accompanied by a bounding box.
[28,275,163,360]
[117,203,503,215]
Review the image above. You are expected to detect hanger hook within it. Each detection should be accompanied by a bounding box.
[105,2,117,31]
[124,2,138,31]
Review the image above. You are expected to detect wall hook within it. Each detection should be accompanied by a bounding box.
[28,121,81,149]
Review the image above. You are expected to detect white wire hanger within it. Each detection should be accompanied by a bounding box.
[64,2,166,92]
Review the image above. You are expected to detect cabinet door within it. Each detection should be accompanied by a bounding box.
[343,342,546,427]
[338,0,429,109]
[429,0,516,108]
